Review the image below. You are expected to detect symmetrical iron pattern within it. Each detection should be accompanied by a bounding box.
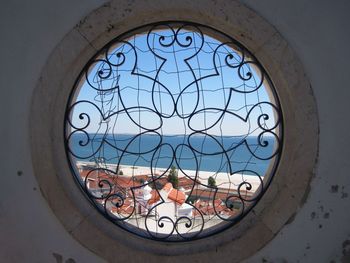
[65,22,283,241]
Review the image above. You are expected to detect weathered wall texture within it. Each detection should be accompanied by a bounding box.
[0,0,349,262]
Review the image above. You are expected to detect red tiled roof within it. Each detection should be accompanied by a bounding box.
[79,168,251,212]
[80,169,141,189]
[162,182,173,193]
[108,196,135,216]
[161,182,187,205]
[110,204,134,215]
[148,189,161,205]
[168,188,186,205]
[193,199,236,216]
[147,182,187,205]
[190,188,252,201]
[178,177,200,189]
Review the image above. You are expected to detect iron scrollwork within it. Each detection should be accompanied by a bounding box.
[65,22,283,241]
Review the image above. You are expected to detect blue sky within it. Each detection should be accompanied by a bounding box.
[69,29,278,137]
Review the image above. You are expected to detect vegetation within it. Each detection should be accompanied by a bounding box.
[187,196,197,204]
[139,178,145,184]
[154,181,164,190]
[208,176,217,188]
[226,199,241,210]
[168,165,179,189]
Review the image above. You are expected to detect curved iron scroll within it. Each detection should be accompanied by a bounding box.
[64,22,283,241]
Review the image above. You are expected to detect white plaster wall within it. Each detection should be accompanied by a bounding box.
[0,1,107,262]
[0,0,349,262]
[240,1,350,262]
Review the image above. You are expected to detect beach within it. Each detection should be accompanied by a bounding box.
[76,161,263,192]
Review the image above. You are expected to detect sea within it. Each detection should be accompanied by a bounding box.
[69,133,277,176]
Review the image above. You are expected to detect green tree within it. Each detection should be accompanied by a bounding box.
[168,165,179,189]
[208,176,217,188]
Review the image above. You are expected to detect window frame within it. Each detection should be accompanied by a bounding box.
[30,1,318,260]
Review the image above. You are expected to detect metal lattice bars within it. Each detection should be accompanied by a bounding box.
[64,21,283,241]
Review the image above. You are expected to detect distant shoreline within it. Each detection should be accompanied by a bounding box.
[70,132,273,175]
[76,161,263,191]
[71,132,275,138]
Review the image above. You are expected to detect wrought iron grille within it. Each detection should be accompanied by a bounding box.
[65,22,283,241]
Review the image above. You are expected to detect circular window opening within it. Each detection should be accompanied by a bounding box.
[64,21,283,241]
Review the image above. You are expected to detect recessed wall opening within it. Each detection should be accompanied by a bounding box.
[65,22,283,241]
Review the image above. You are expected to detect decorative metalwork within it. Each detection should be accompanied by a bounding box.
[64,22,283,241]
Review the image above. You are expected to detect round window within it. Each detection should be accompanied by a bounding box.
[64,21,283,241]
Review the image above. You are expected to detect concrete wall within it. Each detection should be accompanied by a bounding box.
[0,0,349,262]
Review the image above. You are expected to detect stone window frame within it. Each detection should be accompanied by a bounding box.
[30,1,318,261]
